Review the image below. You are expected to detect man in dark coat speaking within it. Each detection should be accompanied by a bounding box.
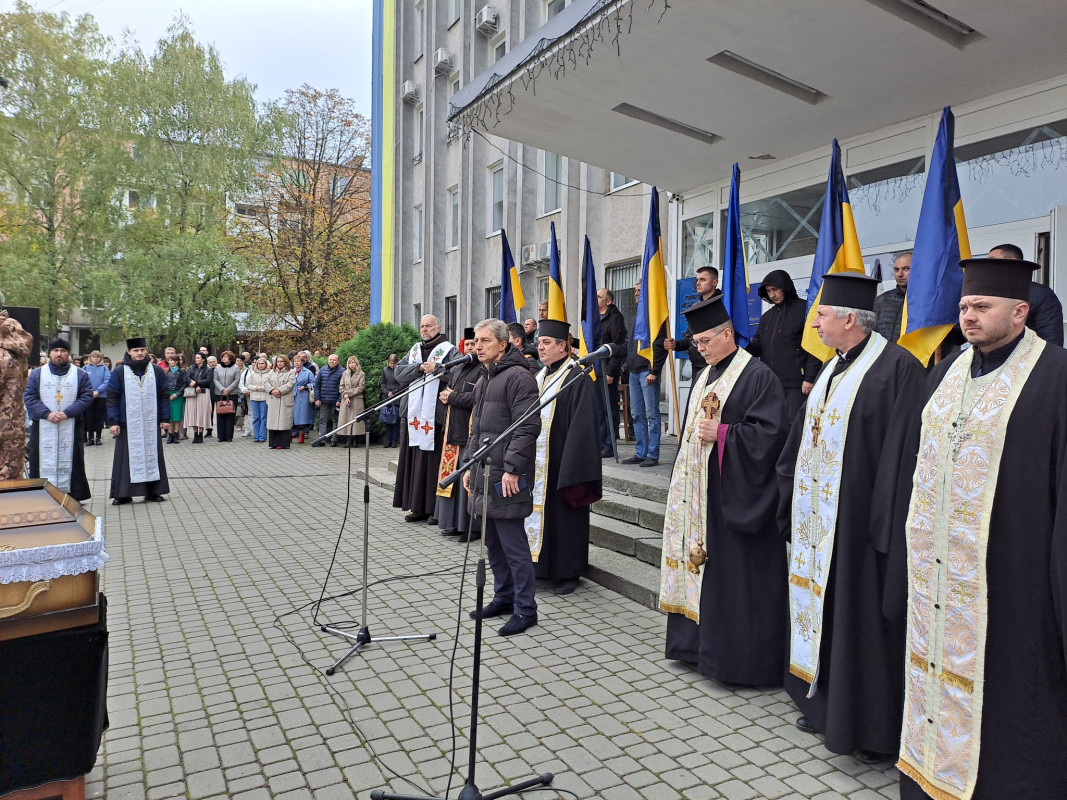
[107,337,170,504]
[526,319,603,595]
[776,273,925,764]
[659,296,788,687]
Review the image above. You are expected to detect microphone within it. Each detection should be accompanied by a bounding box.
[437,352,477,371]
[577,343,615,366]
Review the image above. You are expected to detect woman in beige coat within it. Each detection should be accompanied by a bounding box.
[336,355,366,446]
[245,356,272,442]
[265,354,297,449]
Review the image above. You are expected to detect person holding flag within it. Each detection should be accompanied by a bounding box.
[624,189,670,467]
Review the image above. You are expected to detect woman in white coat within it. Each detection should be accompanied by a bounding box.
[265,354,296,449]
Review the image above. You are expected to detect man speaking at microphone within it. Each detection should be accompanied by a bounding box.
[463,319,541,636]
[525,319,603,595]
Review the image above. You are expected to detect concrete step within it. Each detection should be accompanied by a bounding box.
[601,467,670,504]
[589,513,662,568]
[587,544,662,612]
[591,491,665,533]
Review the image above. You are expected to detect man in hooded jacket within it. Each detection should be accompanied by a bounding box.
[746,270,821,423]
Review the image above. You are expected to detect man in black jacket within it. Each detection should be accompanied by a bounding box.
[746,270,821,423]
[596,288,627,457]
[663,265,722,372]
[622,281,667,467]
[464,319,542,636]
[988,242,1064,345]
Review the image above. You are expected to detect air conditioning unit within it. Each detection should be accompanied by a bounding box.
[520,240,551,269]
[401,80,419,103]
[432,48,453,74]
[474,6,497,34]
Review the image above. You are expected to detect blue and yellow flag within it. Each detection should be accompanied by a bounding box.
[547,221,567,321]
[634,188,669,365]
[498,229,525,323]
[898,107,971,365]
[722,163,752,347]
[578,236,602,381]
[802,140,866,361]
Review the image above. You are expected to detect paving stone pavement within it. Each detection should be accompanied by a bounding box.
[76,428,901,800]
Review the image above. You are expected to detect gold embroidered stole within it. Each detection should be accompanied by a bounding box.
[898,329,1044,800]
[435,406,460,498]
[789,334,886,692]
[658,349,752,622]
[524,359,573,561]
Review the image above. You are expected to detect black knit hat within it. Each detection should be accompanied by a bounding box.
[47,338,71,352]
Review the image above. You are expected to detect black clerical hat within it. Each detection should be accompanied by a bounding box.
[683,295,731,333]
[463,327,476,340]
[820,273,880,311]
[538,319,570,341]
[960,257,1038,301]
[47,338,70,352]
[126,337,148,350]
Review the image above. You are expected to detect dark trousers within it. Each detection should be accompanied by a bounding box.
[783,385,807,427]
[317,403,338,441]
[87,397,107,439]
[216,412,236,441]
[484,516,537,617]
[384,421,400,446]
[600,379,621,449]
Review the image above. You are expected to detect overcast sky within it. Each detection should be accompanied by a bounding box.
[9,0,375,115]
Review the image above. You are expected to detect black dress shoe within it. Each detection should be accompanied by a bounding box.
[600,449,613,458]
[459,531,481,543]
[426,517,439,525]
[311,441,326,447]
[404,512,429,522]
[111,497,131,505]
[145,494,167,502]
[469,599,514,620]
[438,528,461,537]
[621,455,643,465]
[498,613,538,636]
[553,578,580,595]
[795,716,817,734]
[854,750,893,765]
[639,458,659,467]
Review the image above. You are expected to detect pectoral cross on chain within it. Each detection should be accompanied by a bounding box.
[54,387,64,404]
[810,413,822,446]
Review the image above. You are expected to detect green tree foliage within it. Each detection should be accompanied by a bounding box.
[0,1,127,330]
[336,322,419,434]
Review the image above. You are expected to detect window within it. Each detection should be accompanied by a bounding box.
[415,105,425,160]
[546,0,565,20]
[449,74,461,98]
[448,186,460,250]
[488,163,504,234]
[450,0,462,25]
[485,287,502,319]
[542,151,562,215]
[682,212,715,278]
[609,172,636,192]
[234,203,265,219]
[331,175,351,199]
[414,205,423,262]
[538,276,549,304]
[126,189,140,209]
[445,296,458,342]
[415,3,425,59]
[605,260,641,323]
[490,32,506,64]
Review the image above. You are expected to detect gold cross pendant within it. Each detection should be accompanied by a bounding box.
[54,389,63,404]
[810,416,821,446]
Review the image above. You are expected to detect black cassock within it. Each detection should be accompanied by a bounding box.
[893,343,1067,800]
[533,360,603,581]
[776,340,925,756]
[665,350,788,687]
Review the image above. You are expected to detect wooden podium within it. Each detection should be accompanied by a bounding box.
[1,776,84,800]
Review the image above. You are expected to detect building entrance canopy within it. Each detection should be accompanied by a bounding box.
[449,0,1067,194]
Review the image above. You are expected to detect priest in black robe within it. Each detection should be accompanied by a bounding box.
[661,296,788,687]
[775,273,925,763]
[888,258,1067,800]
[107,337,170,504]
[526,320,603,594]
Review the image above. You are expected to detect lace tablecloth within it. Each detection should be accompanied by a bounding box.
[0,517,109,584]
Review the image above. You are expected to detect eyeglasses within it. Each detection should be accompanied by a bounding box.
[692,329,730,347]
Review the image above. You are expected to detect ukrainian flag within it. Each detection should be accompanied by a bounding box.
[634,188,669,365]
[547,221,567,321]
[578,236,602,381]
[898,107,971,365]
[722,164,752,347]
[802,140,866,361]
[498,229,525,323]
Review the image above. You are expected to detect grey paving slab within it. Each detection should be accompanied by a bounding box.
[73,428,901,799]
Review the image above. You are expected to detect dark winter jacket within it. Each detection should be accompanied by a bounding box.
[746,270,821,389]
[187,364,213,391]
[1028,281,1064,346]
[674,288,722,372]
[315,363,344,405]
[466,344,540,519]
[598,303,627,378]
[165,368,188,398]
[623,316,668,377]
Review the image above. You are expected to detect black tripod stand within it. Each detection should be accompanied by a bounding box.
[370,360,597,800]
[312,370,451,675]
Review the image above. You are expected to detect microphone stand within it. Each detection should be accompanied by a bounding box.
[313,368,458,675]
[371,359,597,800]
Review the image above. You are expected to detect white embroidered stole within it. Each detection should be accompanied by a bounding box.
[658,348,752,622]
[38,367,80,492]
[897,329,1043,800]
[524,359,573,561]
[789,334,887,693]
[406,340,454,451]
[124,364,161,484]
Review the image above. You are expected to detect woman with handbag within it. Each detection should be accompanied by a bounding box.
[265,354,296,449]
[291,353,315,444]
[212,350,241,442]
[165,355,188,444]
[379,353,401,447]
[183,351,213,443]
[336,356,366,447]
[246,356,271,442]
